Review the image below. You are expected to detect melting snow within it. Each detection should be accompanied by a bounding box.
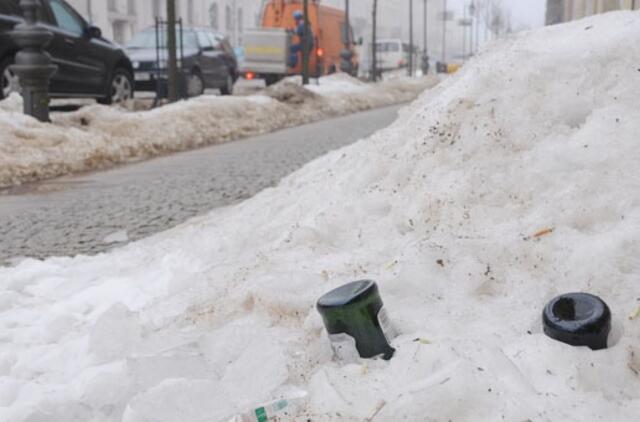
[0,11,639,422]
[0,75,437,189]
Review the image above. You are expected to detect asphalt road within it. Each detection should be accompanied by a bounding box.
[0,104,402,265]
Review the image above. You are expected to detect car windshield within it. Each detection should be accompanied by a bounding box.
[376,42,400,52]
[127,30,199,49]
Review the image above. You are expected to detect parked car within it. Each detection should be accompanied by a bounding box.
[126,27,238,97]
[0,0,134,104]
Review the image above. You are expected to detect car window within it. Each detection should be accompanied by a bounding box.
[196,31,212,49]
[178,31,198,49]
[206,32,223,50]
[49,0,84,35]
[376,42,400,53]
[127,29,199,50]
[0,0,21,16]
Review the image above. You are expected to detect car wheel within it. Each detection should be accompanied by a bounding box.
[1,57,22,100]
[220,72,234,96]
[264,75,281,86]
[187,70,205,98]
[99,68,134,105]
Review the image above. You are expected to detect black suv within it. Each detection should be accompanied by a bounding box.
[0,0,134,104]
[126,27,238,97]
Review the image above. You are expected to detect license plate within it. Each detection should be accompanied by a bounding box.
[135,72,151,81]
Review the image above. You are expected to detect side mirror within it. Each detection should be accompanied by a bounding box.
[85,25,102,39]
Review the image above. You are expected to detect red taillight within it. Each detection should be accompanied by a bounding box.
[246,72,255,80]
[316,48,324,57]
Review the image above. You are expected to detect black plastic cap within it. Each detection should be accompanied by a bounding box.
[542,292,611,350]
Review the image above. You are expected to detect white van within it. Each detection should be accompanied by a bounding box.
[375,38,418,72]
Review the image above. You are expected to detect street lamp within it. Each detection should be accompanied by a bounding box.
[469,1,476,55]
[462,1,467,61]
[166,0,178,102]
[469,1,480,53]
[408,0,414,77]
[441,0,447,64]
[422,0,429,75]
[9,0,57,122]
[371,0,378,81]
[302,0,310,84]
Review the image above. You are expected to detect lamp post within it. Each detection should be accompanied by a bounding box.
[441,0,447,64]
[9,0,57,122]
[371,0,378,81]
[302,0,310,85]
[469,1,476,56]
[471,3,480,53]
[166,0,178,102]
[408,0,414,77]
[422,0,429,74]
[462,1,467,61]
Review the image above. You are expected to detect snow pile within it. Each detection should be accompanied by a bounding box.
[1,11,640,421]
[0,93,23,113]
[0,74,438,189]
[285,72,370,95]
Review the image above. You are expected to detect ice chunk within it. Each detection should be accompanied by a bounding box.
[127,353,215,392]
[0,376,20,407]
[89,304,140,362]
[73,361,131,416]
[122,378,235,422]
[199,319,290,406]
[0,350,17,375]
[103,230,129,244]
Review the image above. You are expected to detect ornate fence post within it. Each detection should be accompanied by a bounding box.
[10,0,57,122]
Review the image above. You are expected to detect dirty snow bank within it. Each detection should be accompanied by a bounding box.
[0,74,437,189]
[1,11,640,422]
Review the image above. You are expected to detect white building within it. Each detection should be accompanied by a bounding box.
[546,0,639,24]
[67,0,260,46]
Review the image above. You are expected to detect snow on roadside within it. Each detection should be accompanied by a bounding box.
[0,75,438,189]
[0,93,23,113]
[1,11,640,422]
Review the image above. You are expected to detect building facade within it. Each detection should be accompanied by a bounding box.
[546,0,639,25]
[66,0,261,46]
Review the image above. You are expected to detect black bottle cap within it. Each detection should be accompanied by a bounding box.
[542,292,611,350]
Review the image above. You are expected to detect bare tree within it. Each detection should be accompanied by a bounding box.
[478,0,511,38]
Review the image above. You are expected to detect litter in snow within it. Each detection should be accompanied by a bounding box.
[0,11,639,422]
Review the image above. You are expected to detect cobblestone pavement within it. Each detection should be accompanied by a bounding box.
[0,104,402,265]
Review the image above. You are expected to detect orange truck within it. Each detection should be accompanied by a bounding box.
[241,0,359,85]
